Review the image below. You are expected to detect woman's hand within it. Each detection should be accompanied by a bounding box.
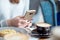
[7,16,32,28]
[18,20,32,28]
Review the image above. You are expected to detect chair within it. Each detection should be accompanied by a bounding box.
[40,0,57,26]
[56,1,60,25]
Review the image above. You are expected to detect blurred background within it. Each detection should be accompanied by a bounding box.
[39,0,60,26]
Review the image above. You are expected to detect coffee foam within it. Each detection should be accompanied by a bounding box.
[36,23,51,27]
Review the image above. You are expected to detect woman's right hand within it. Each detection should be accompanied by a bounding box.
[7,16,32,28]
[7,16,25,27]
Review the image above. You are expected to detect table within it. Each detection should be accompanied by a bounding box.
[30,37,48,40]
[39,38,47,40]
[39,37,50,40]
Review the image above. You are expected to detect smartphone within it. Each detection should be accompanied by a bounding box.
[24,10,36,20]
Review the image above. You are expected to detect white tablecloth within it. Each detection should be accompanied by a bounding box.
[29,37,38,40]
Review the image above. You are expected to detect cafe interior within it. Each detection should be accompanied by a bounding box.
[0,0,60,40]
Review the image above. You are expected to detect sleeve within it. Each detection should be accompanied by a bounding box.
[32,6,44,23]
[0,20,8,27]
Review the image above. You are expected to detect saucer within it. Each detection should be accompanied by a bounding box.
[31,29,50,38]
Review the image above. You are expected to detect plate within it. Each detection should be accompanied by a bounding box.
[0,27,28,34]
[0,27,38,40]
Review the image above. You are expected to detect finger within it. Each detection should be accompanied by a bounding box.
[19,16,25,18]
[18,23,24,28]
[26,21,31,23]
[16,16,25,19]
[23,18,26,20]
[19,20,27,26]
[30,19,33,20]
[19,20,26,23]
[18,20,25,26]
[24,25,28,28]
[18,23,28,28]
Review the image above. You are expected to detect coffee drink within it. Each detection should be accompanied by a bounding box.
[36,22,51,38]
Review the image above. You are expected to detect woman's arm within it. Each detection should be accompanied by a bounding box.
[0,16,31,27]
[0,20,8,27]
